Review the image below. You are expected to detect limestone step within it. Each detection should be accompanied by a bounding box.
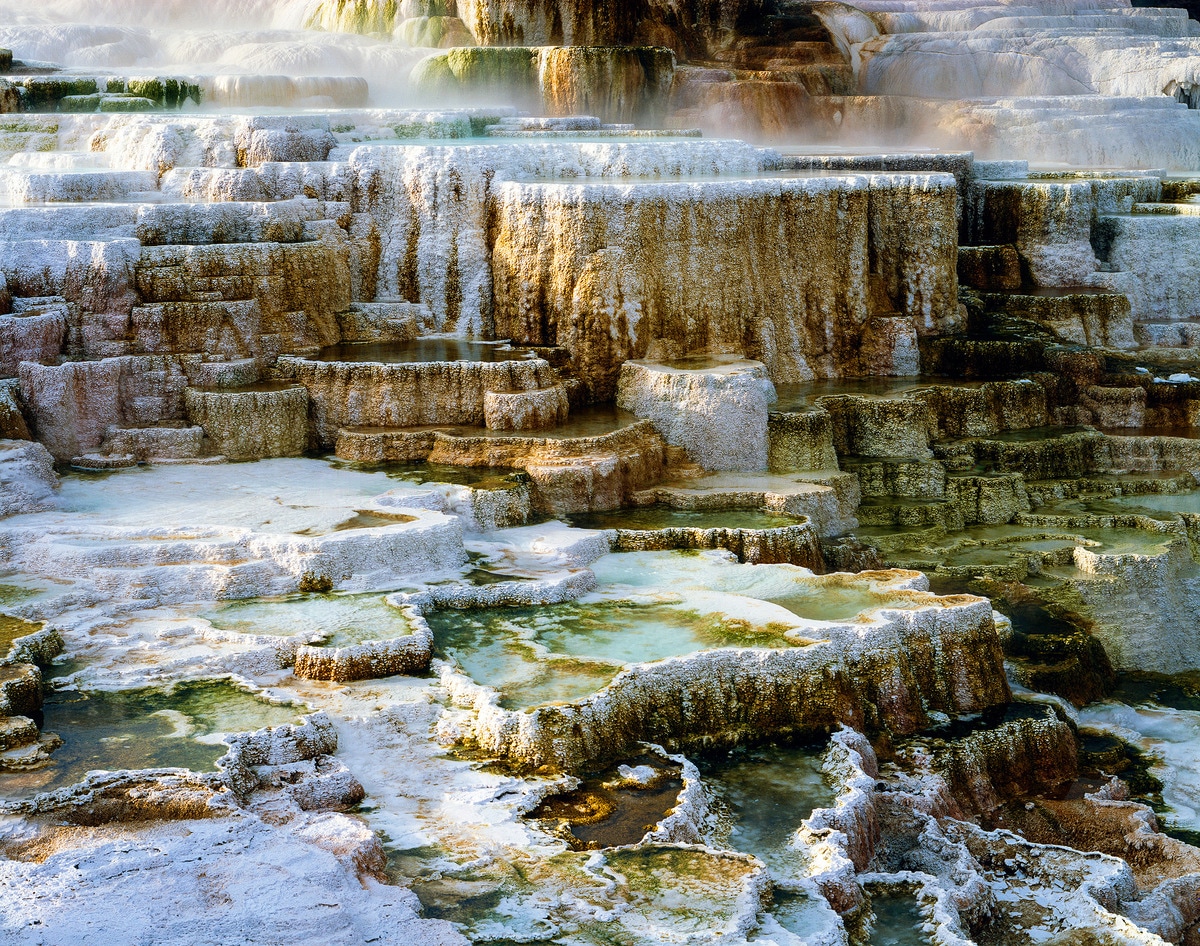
[934,426,1200,484]
[191,358,262,389]
[766,408,839,473]
[481,116,696,140]
[957,244,1021,292]
[1130,201,1200,215]
[979,289,1135,350]
[0,715,38,752]
[0,299,68,376]
[6,73,363,114]
[0,118,59,161]
[483,385,570,432]
[136,199,322,247]
[200,75,368,110]
[70,453,138,471]
[934,428,1104,479]
[334,419,667,516]
[0,379,29,438]
[8,149,115,171]
[1079,384,1148,429]
[0,732,62,771]
[1024,470,1200,501]
[144,455,227,466]
[966,174,1160,253]
[11,295,69,314]
[10,74,201,112]
[920,335,1049,380]
[945,471,1031,526]
[75,421,227,467]
[819,534,885,573]
[0,204,139,242]
[488,116,605,132]
[1135,322,1200,348]
[0,663,40,718]
[100,425,208,461]
[0,167,159,204]
[632,470,860,537]
[334,420,653,463]
[128,300,269,359]
[1162,179,1200,201]
[184,385,307,461]
[58,93,157,114]
[133,243,349,340]
[842,456,947,500]
[814,394,934,461]
[485,127,702,139]
[716,61,853,96]
[336,302,432,344]
[856,497,965,531]
[970,13,1197,38]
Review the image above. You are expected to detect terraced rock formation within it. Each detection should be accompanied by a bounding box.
[1,1,1200,945]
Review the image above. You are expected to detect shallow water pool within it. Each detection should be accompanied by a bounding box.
[428,598,802,709]
[1,680,301,799]
[699,742,836,875]
[203,592,417,648]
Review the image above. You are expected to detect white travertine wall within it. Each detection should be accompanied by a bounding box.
[343,139,771,337]
[616,358,776,472]
[860,32,1200,101]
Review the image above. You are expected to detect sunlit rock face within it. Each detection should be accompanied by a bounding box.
[490,172,957,397]
[616,357,776,472]
[412,45,677,123]
[304,0,765,53]
[345,139,769,336]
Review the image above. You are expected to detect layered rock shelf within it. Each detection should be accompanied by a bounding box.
[279,355,564,443]
[431,567,1009,770]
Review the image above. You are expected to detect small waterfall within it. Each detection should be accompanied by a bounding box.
[1166,78,1200,109]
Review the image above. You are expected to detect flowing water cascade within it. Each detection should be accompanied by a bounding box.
[4,1,1200,944]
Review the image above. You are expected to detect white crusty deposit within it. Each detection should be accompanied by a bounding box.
[0,439,58,519]
[0,459,469,608]
[616,357,777,472]
[0,803,467,946]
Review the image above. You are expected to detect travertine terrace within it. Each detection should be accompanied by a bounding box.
[3,1,1200,944]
